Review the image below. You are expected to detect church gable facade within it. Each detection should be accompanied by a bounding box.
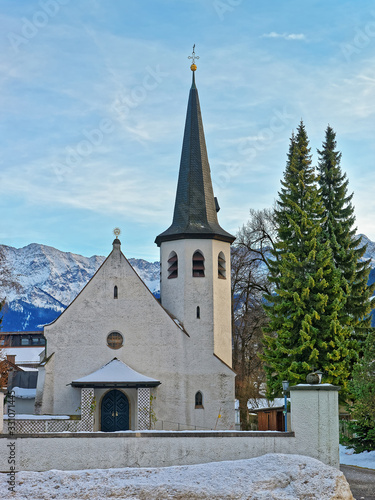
[35,60,236,432]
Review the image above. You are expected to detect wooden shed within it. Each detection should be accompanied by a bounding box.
[252,406,285,431]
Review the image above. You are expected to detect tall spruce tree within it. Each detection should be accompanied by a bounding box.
[262,122,351,397]
[342,328,375,453]
[317,125,374,361]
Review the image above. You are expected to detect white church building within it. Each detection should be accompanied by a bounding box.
[35,62,236,432]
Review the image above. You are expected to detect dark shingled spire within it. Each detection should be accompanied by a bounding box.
[155,71,235,247]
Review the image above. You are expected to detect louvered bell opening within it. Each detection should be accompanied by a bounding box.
[168,263,178,278]
[193,252,205,278]
[168,252,178,279]
[193,264,205,270]
[218,253,226,279]
[193,254,204,261]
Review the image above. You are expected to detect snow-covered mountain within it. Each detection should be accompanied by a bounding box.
[358,234,375,264]
[1,234,374,332]
[0,243,160,332]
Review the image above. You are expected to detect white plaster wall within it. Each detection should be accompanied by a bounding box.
[38,243,235,430]
[35,357,54,415]
[1,386,340,470]
[160,238,232,367]
[212,239,232,367]
[0,432,299,472]
[0,428,342,472]
[290,385,340,468]
[161,239,214,352]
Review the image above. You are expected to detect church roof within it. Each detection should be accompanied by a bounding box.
[71,358,161,388]
[155,69,235,246]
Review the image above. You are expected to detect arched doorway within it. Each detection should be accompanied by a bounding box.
[101,389,129,432]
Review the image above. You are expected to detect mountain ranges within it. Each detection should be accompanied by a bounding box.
[1,235,374,332]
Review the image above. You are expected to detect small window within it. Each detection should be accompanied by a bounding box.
[114,285,118,299]
[195,391,203,408]
[21,338,30,346]
[196,306,200,319]
[218,252,226,279]
[107,331,123,350]
[168,251,178,279]
[192,251,205,277]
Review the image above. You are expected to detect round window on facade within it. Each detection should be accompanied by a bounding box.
[107,331,124,350]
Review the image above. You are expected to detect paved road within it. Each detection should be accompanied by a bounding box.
[341,465,375,500]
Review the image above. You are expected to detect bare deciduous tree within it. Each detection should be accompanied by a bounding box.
[231,207,277,428]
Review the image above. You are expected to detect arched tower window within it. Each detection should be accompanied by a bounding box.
[195,391,203,408]
[218,252,226,279]
[192,251,205,277]
[168,251,178,279]
[196,306,200,319]
[114,285,118,298]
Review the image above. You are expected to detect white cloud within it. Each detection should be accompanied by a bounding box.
[261,32,306,40]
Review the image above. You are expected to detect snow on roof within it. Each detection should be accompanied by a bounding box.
[250,398,286,410]
[235,398,287,410]
[12,387,36,399]
[71,358,160,387]
[2,347,44,364]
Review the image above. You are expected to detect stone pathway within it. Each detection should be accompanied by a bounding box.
[340,465,375,500]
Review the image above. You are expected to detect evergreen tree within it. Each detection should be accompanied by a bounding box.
[342,329,375,453]
[317,125,374,361]
[262,122,351,397]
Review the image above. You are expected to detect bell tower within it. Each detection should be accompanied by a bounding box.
[155,50,235,367]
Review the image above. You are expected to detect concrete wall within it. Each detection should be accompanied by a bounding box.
[0,431,297,472]
[0,384,341,471]
[290,384,340,468]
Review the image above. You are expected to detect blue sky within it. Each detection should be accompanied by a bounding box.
[1,0,375,261]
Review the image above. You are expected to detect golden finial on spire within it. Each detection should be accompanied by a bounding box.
[113,227,121,239]
[188,44,199,71]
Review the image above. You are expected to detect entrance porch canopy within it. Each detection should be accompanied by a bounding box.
[71,358,161,388]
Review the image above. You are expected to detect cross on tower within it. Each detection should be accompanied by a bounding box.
[188,44,200,65]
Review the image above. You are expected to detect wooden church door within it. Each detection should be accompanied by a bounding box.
[101,390,129,432]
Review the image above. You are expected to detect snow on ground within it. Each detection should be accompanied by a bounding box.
[0,453,353,500]
[340,444,375,469]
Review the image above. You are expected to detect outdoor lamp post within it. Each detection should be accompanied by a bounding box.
[315,370,323,384]
[282,380,289,432]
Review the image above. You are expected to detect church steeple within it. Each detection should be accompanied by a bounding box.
[157,51,234,368]
[155,56,235,247]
